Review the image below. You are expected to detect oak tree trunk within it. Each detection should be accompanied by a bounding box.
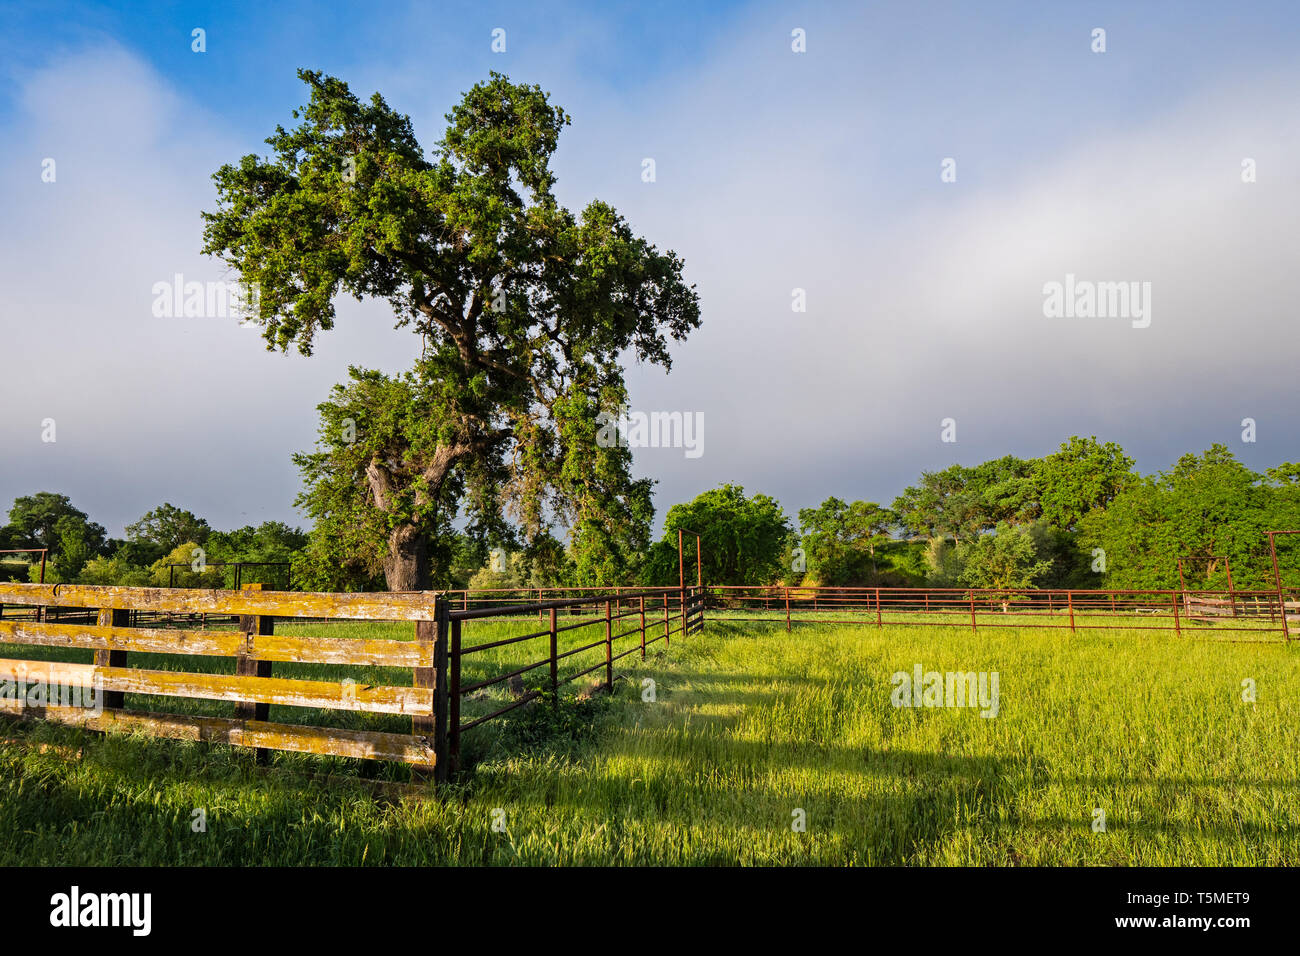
[383,523,431,591]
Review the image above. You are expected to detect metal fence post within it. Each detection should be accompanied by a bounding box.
[414,594,449,784]
[1067,590,1075,634]
[680,585,688,641]
[604,599,613,688]
[1268,532,1289,641]
[1225,558,1237,618]
[449,617,461,775]
[639,595,646,661]
[663,597,670,649]
[1171,589,1182,638]
[875,587,882,629]
[969,591,977,632]
[549,607,559,705]
[785,586,791,632]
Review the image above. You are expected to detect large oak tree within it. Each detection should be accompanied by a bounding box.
[203,71,700,589]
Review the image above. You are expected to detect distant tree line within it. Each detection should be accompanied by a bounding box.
[5,436,1296,594]
[0,495,307,589]
[641,437,1300,593]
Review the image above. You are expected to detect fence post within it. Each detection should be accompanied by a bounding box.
[663,597,670,649]
[639,595,646,661]
[549,607,559,705]
[449,617,461,775]
[1067,590,1075,634]
[785,586,791,632]
[95,606,130,711]
[1268,533,1289,641]
[1171,589,1182,638]
[875,587,882,629]
[969,591,977,632]
[604,599,613,688]
[413,595,450,784]
[1225,558,1237,618]
[681,585,688,642]
[234,583,274,763]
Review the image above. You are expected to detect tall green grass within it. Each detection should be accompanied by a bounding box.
[0,617,1295,865]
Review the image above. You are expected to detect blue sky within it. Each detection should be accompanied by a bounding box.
[2,1,1299,537]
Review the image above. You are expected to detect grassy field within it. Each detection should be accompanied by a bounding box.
[0,615,1296,865]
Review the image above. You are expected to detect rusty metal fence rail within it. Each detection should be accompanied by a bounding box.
[702,585,1296,640]
[445,585,703,773]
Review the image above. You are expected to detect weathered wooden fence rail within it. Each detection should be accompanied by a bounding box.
[0,581,447,777]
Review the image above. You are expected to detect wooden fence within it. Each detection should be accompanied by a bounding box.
[0,581,707,781]
[0,581,448,777]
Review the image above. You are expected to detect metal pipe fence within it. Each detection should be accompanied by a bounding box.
[700,585,1295,640]
[446,585,704,773]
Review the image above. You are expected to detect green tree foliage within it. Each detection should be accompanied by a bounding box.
[203,71,699,590]
[957,522,1053,598]
[1079,444,1294,589]
[462,535,572,593]
[890,441,1137,588]
[891,456,1035,545]
[78,556,151,587]
[148,542,223,588]
[201,522,308,589]
[797,498,897,585]
[124,503,212,554]
[1032,436,1135,531]
[925,536,964,587]
[644,485,791,586]
[519,533,571,588]
[5,493,106,580]
[52,516,99,580]
[7,493,105,555]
